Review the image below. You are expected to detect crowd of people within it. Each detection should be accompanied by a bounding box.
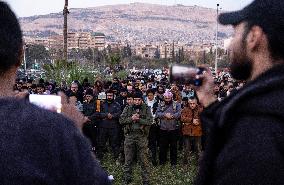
[13,70,245,184]
[3,0,284,184]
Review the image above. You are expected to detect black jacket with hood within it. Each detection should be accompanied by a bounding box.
[195,65,284,185]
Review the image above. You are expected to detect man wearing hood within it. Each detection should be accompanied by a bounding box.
[195,0,284,184]
[0,2,110,184]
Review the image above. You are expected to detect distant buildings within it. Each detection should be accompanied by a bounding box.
[24,32,229,63]
[135,44,158,58]
[24,32,106,51]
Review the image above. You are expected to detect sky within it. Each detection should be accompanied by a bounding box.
[6,0,254,17]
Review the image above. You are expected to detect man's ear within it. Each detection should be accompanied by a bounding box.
[246,25,264,52]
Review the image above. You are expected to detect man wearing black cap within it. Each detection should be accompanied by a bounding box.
[116,88,128,110]
[94,89,122,160]
[82,88,97,150]
[195,1,284,185]
[120,92,153,185]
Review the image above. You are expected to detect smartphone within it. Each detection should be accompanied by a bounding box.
[29,94,62,113]
[169,64,205,86]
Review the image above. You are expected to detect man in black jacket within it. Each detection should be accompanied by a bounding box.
[0,2,110,184]
[94,89,122,160]
[195,1,284,185]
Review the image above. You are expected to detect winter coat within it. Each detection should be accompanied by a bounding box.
[181,106,203,136]
[195,65,284,185]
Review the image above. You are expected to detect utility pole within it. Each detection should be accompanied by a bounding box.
[63,0,69,61]
[215,3,220,74]
[23,44,27,74]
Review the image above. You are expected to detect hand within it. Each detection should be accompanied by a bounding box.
[164,113,170,119]
[107,113,113,119]
[165,113,173,119]
[69,96,77,105]
[193,119,200,126]
[85,117,91,123]
[131,114,139,121]
[194,67,217,108]
[59,92,88,130]
[14,91,29,99]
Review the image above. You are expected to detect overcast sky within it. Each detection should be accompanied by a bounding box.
[6,0,254,17]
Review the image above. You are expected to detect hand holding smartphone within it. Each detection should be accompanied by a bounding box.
[29,94,62,113]
[169,64,205,86]
[29,93,88,129]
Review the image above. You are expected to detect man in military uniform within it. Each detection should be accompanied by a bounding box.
[120,93,153,185]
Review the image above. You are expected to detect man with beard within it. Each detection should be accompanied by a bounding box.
[94,90,122,160]
[156,91,181,166]
[195,0,284,185]
[155,85,165,103]
[115,87,128,164]
[66,82,83,103]
[115,88,128,110]
[181,97,203,164]
[120,92,153,185]
[82,88,97,151]
[146,89,160,166]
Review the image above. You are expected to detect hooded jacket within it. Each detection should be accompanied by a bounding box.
[195,65,284,185]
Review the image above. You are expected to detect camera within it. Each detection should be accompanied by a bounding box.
[169,64,205,86]
[29,94,62,113]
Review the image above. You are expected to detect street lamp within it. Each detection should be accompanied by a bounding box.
[215,3,220,74]
[23,44,26,74]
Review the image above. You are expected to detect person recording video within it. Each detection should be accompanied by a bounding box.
[0,2,110,184]
[194,0,284,185]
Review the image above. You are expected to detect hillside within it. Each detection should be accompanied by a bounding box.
[19,3,232,44]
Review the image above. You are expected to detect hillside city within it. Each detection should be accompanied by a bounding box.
[21,3,232,70]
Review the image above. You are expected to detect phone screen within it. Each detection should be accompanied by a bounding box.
[29,94,62,113]
[170,65,204,86]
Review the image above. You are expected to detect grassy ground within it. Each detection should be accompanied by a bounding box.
[100,152,198,185]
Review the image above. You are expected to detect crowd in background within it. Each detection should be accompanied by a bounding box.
[13,69,245,183]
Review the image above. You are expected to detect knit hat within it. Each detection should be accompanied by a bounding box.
[163,90,173,98]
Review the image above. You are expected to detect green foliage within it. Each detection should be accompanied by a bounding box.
[116,70,128,80]
[25,44,50,68]
[101,153,198,185]
[109,53,121,68]
[42,60,97,84]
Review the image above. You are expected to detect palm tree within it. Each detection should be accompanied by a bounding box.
[63,0,69,61]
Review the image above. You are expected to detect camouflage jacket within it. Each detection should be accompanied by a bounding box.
[119,103,153,136]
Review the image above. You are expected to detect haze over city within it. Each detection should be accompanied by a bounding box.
[7,0,254,17]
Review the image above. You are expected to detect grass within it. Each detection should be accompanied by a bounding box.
[100,152,198,185]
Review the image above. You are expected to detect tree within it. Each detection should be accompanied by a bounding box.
[42,60,96,85]
[26,44,50,68]
[109,53,121,70]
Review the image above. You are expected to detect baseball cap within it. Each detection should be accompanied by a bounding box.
[219,0,284,31]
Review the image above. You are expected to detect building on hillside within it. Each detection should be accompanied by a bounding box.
[48,35,63,50]
[135,44,158,58]
[159,42,182,59]
[91,32,106,51]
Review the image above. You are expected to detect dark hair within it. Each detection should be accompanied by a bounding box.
[106,89,114,95]
[0,2,23,75]
[127,92,133,98]
[146,89,155,96]
[37,83,45,89]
